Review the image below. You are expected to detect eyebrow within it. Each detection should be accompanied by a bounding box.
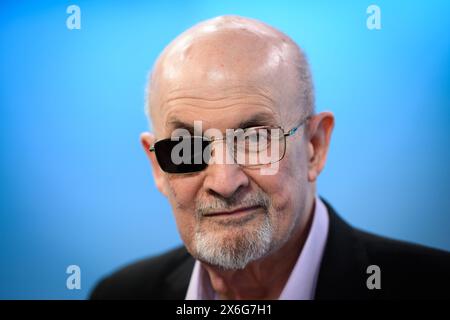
[165,112,278,135]
[166,119,196,135]
[237,113,278,129]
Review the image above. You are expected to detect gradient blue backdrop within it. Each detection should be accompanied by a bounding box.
[1,0,449,299]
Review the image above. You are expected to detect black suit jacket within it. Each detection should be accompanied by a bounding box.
[90,199,450,299]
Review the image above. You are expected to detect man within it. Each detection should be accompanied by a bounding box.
[91,15,450,300]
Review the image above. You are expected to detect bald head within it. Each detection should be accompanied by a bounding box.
[146,15,314,133]
[140,16,335,276]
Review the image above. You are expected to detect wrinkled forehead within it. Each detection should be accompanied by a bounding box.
[149,18,302,135]
[160,85,284,138]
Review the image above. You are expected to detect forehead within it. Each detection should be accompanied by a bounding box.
[159,85,284,135]
[149,26,301,134]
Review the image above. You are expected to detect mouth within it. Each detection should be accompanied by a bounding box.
[203,205,262,218]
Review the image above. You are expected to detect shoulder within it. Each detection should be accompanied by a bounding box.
[348,225,450,298]
[89,246,194,300]
[356,227,450,268]
[356,228,450,295]
[317,198,450,299]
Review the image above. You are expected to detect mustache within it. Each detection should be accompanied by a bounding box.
[195,190,272,218]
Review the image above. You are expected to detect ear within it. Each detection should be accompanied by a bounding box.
[306,112,335,182]
[140,132,169,197]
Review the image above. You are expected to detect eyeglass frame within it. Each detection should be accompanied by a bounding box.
[149,115,311,171]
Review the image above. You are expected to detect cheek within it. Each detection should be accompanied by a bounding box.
[166,173,205,208]
[165,175,204,249]
[248,149,309,233]
[254,152,307,206]
[285,139,309,176]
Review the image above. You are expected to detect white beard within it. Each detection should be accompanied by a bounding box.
[193,214,273,270]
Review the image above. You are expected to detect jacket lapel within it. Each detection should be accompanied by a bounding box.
[163,251,195,299]
[315,198,373,299]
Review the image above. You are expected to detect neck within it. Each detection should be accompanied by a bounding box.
[202,197,316,300]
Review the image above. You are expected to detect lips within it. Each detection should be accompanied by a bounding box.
[203,205,262,217]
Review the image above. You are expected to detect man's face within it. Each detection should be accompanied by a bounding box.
[155,88,312,270]
[142,24,321,269]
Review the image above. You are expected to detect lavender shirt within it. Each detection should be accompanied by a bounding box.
[185,196,330,300]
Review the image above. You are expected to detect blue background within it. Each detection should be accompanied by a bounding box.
[0,0,449,299]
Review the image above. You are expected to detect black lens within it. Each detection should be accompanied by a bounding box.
[153,137,211,173]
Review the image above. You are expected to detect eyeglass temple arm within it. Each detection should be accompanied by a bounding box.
[284,127,298,137]
[284,116,311,137]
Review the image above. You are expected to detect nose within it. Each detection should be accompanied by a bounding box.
[203,163,249,199]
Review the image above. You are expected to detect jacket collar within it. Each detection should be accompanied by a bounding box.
[315,198,372,299]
